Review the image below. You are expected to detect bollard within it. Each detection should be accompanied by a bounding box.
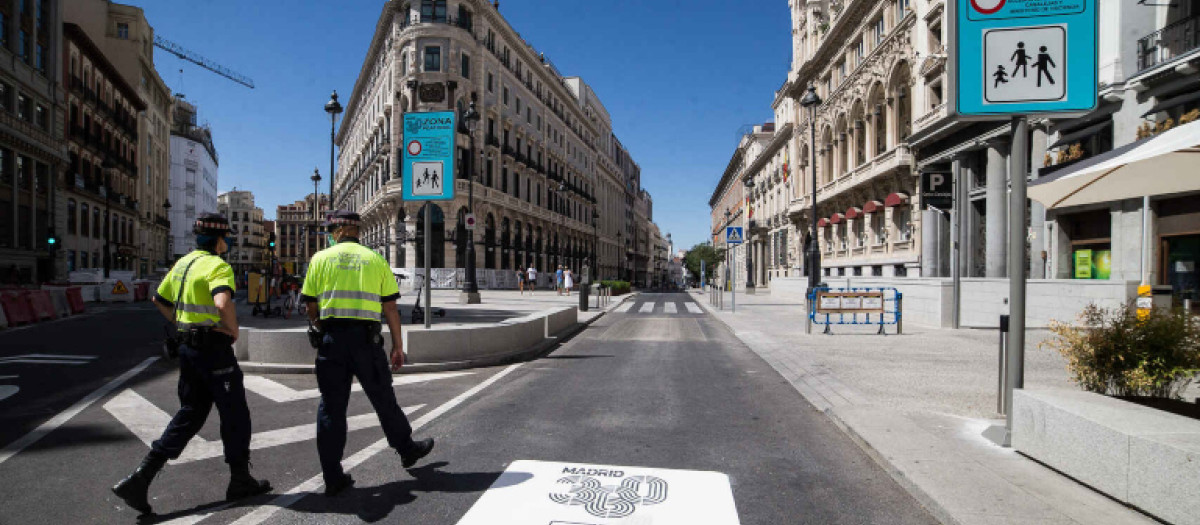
[580,282,589,312]
[997,314,1010,415]
[896,294,904,335]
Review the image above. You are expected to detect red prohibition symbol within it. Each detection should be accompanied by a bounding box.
[970,0,1005,15]
[407,140,422,156]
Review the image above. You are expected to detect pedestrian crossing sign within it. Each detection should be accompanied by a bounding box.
[111,280,129,294]
[726,227,744,245]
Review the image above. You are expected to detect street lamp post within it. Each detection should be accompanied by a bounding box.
[460,97,481,304]
[324,90,343,206]
[592,209,599,284]
[800,85,823,296]
[308,168,322,273]
[744,177,756,295]
[617,232,624,282]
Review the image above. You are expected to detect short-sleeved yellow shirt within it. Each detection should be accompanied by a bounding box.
[155,250,235,331]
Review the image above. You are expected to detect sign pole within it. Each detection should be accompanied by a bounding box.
[952,157,963,329]
[1004,116,1029,443]
[424,204,432,329]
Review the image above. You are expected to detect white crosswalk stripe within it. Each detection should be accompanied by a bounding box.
[685,302,703,314]
[664,302,678,314]
[639,302,656,313]
[614,301,635,313]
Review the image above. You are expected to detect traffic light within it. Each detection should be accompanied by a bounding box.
[268,232,276,252]
[47,229,57,249]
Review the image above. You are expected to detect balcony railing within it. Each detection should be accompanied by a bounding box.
[1138,14,1200,72]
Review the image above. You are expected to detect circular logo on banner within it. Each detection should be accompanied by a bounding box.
[407,140,422,156]
[970,0,1005,14]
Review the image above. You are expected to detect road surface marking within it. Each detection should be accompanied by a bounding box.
[0,385,18,402]
[0,356,157,466]
[243,371,473,403]
[685,303,703,314]
[639,302,656,313]
[664,303,678,314]
[614,302,635,313]
[226,362,525,525]
[0,354,97,367]
[456,460,740,524]
[103,389,422,464]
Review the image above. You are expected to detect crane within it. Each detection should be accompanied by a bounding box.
[153,35,256,89]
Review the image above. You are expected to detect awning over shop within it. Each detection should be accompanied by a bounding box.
[1141,90,1200,118]
[863,200,884,213]
[817,218,829,227]
[1048,120,1111,149]
[884,192,909,207]
[829,213,846,224]
[1029,119,1200,210]
[845,207,863,219]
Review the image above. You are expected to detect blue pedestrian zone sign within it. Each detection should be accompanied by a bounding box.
[950,0,1097,119]
[401,111,456,201]
[726,227,744,245]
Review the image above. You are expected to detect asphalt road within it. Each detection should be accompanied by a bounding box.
[0,293,936,525]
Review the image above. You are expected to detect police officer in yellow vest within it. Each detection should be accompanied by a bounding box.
[302,210,434,497]
[112,213,270,515]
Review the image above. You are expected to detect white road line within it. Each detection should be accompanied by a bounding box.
[0,356,158,466]
[0,359,95,366]
[243,371,473,403]
[614,302,635,313]
[225,362,525,525]
[0,385,18,402]
[664,303,678,314]
[639,302,656,314]
[104,388,423,464]
[0,353,97,360]
[685,303,703,314]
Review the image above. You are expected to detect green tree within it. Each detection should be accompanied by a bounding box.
[683,243,725,285]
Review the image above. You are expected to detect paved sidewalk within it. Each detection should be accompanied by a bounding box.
[692,288,1157,525]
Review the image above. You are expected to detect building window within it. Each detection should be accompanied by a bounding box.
[424,46,441,72]
[117,23,129,39]
[34,104,46,130]
[16,93,28,121]
[67,250,76,272]
[874,18,886,45]
[897,0,910,19]
[34,43,43,71]
[0,12,6,47]
[420,0,447,23]
[516,97,521,114]
[18,30,28,63]
[503,87,509,106]
[487,72,494,92]
[93,207,101,238]
[67,199,77,235]
[460,52,470,78]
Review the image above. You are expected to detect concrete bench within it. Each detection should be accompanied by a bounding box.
[1013,388,1200,525]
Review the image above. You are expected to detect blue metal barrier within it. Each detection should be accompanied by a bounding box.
[807,287,903,335]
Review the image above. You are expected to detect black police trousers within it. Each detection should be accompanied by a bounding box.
[150,332,252,465]
[315,323,415,483]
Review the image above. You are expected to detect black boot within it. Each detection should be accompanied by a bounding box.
[112,454,166,515]
[399,438,435,468]
[226,462,272,501]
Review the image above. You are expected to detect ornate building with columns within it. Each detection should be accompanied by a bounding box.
[333,0,653,284]
[773,0,921,281]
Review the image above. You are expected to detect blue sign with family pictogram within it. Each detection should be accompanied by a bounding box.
[950,0,1097,119]
[401,111,456,201]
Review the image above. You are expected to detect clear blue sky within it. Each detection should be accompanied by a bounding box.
[125,0,791,250]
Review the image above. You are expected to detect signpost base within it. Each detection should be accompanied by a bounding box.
[982,424,1011,447]
[458,292,481,304]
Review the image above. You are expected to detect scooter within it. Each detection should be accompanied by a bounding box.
[410,278,446,324]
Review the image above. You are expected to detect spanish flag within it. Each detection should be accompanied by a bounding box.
[783,149,790,182]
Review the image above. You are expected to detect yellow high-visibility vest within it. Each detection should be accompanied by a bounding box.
[155,250,235,331]
[301,240,399,321]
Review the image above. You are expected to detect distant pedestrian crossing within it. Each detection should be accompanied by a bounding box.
[612,296,707,316]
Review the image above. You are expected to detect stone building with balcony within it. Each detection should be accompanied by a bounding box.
[708,132,751,290]
[772,0,920,280]
[62,22,144,278]
[334,0,654,285]
[217,189,267,276]
[65,0,173,275]
[0,0,65,284]
[275,193,328,275]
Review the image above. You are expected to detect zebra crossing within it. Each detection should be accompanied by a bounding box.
[612,296,706,316]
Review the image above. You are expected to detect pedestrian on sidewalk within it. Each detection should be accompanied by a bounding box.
[564,268,574,296]
[301,210,434,497]
[527,265,538,292]
[112,213,271,517]
[517,268,526,294]
[555,265,564,295]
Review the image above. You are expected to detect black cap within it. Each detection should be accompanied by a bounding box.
[193,213,233,236]
[323,210,362,228]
